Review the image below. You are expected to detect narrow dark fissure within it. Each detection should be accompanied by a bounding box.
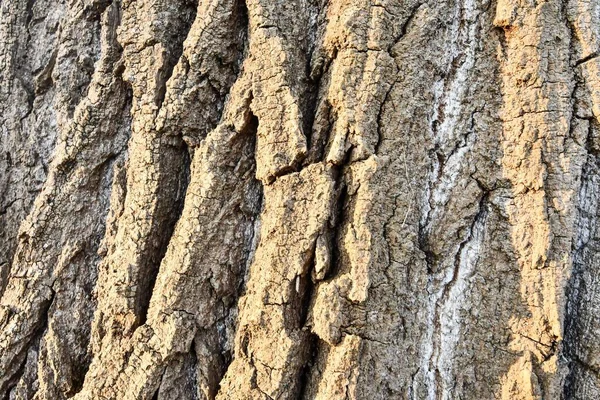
[237,109,261,284]
[417,223,437,275]
[207,111,261,398]
[297,334,319,400]
[296,246,320,399]
[440,189,489,302]
[232,108,261,300]
[14,0,38,122]
[322,170,348,282]
[61,2,114,120]
[390,0,425,50]
[82,0,114,21]
[300,3,324,154]
[138,142,191,326]
[3,348,30,400]
[151,386,160,400]
[154,0,198,109]
[236,0,250,65]
[295,165,347,398]
[1,289,54,397]
[188,339,201,400]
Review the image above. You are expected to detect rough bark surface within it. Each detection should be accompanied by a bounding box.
[2,0,600,399]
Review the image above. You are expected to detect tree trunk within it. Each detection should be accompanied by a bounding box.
[1,0,600,399]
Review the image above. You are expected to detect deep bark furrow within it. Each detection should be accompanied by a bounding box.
[79,0,253,397]
[88,0,199,354]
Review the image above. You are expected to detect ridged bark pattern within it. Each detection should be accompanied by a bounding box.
[2,0,600,399]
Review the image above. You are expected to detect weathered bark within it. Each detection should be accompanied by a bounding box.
[2,0,600,399]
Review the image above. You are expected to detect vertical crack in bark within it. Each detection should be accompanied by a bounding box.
[139,145,191,327]
[3,286,54,399]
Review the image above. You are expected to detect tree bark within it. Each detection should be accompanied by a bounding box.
[1,0,600,399]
